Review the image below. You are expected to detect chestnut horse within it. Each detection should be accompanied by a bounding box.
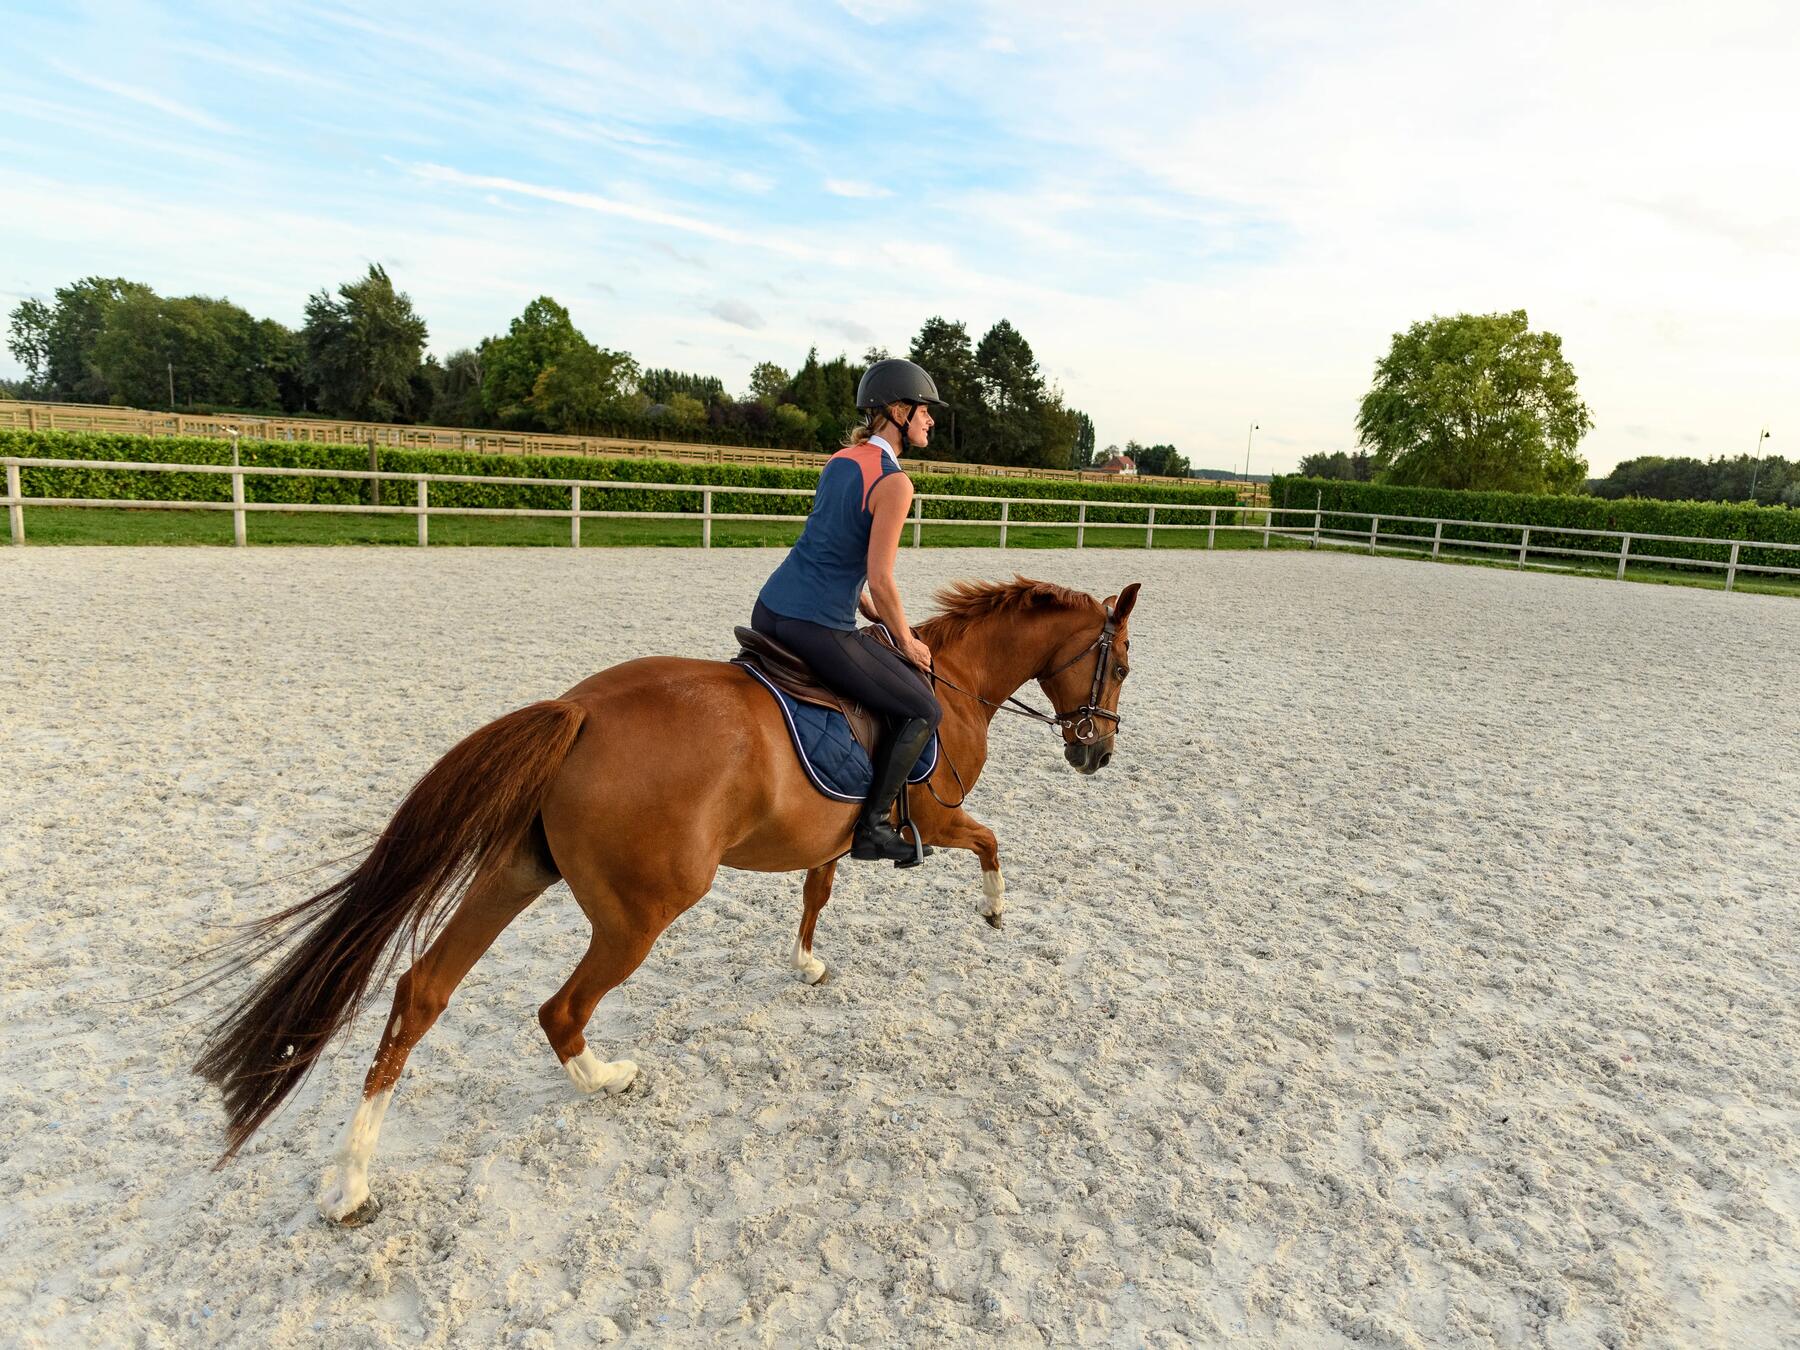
[195,576,1141,1224]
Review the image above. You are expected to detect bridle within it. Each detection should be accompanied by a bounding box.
[927,603,1125,748]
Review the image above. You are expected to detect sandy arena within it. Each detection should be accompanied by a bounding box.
[2,546,1797,1347]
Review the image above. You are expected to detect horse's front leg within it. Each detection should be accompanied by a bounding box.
[791,860,836,983]
[913,796,1005,928]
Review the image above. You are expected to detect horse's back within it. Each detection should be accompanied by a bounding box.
[542,656,853,877]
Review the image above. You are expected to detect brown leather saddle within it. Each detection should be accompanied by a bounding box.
[732,626,888,759]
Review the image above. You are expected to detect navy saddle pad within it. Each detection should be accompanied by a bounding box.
[738,665,939,802]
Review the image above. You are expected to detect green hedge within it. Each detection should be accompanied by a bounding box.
[3,430,1239,527]
[1269,475,1799,572]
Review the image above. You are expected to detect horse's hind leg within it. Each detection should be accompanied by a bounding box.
[318,860,548,1224]
[791,861,836,984]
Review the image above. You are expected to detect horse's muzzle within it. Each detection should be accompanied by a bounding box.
[1065,741,1113,774]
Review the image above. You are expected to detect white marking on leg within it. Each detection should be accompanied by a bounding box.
[980,868,1006,919]
[791,936,827,984]
[565,1049,638,1095]
[318,1088,392,1221]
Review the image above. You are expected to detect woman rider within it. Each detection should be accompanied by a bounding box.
[753,358,944,865]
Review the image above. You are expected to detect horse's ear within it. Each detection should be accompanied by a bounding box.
[1111,582,1142,624]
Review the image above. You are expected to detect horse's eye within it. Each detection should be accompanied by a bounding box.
[1115,665,1129,681]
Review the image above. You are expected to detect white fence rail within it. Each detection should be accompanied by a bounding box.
[5,457,1798,593]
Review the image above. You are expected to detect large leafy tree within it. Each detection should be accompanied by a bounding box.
[90,291,300,409]
[303,264,428,420]
[746,361,788,406]
[530,338,639,433]
[7,277,152,401]
[1357,310,1592,493]
[478,296,585,427]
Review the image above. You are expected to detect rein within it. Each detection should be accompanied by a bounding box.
[918,605,1123,808]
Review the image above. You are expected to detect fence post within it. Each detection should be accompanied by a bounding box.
[6,461,21,545]
[1145,505,1155,549]
[1616,533,1631,580]
[1432,521,1443,559]
[703,489,713,548]
[1368,514,1380,554]
[999,500,1009,548]
[232,469,246,547]
[368,435,381,508]
[571,484,581,548]
[1262,507,1272,549]
[1726,540,1740,593]
[1518,527,1529,569]
[1313,490,1321,549]
[1077,502,1087,549]
[912,495,922,548]
[416,478,428,546]
[1207,506,1216,550]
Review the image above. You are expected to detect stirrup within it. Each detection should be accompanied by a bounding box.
[851,818,934,866]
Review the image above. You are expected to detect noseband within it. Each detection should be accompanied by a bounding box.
[928,603,1124,746]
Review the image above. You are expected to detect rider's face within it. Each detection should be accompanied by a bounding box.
[889,402,933,448]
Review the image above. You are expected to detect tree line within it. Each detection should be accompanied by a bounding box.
[4,270,1098,469]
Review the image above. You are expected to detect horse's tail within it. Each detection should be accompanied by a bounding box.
[193,698,588,1162]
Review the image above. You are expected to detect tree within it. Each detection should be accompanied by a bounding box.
[7,277,152,401]
[664,391,708,431]
[429,348,486,426]
[1131,442,1190,478]
[475,296,578,426]
[974,320,1045,466]
[1298,450,1375,482]
[1071,411,1096,469]
[529,338,639,434]
[746,362,788,407]
[1357,310,1592,494]
[782,347,865,453]
[6,298,52,391]
[640,368,725,406]
[303,264,428,420]
[908,317,984,461]
[88,291,297,410]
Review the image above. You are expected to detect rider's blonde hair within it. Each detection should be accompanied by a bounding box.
[844,403,905,450]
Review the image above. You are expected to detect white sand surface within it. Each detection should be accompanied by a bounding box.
[2,546,1797,1348]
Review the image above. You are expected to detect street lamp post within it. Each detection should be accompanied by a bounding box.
[1749,426,1771,501]
[1242,422,1259,507]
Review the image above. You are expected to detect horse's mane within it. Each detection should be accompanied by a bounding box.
[915,576,1097,646]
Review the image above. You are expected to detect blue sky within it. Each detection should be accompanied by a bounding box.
[2,0,1795,474]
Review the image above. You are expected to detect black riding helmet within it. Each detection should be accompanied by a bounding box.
[856,358,948,413]
[857,358,947,448]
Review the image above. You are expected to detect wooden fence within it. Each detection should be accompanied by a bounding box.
[0,401,1268,504]
[7,457,1795,594]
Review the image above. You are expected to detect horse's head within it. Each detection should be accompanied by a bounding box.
[1038,582,1141,775]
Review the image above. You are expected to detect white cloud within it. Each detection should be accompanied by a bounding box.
[47,62,236,134]
[708,299,766,330]
[824,179,892,199]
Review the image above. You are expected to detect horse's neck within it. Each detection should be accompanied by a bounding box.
[940,607,1091,712]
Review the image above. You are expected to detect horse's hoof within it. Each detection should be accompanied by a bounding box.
[326,1195,382,1229]
[984,912,1004,930]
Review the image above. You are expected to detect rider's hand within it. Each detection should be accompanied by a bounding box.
[903,634,933,671]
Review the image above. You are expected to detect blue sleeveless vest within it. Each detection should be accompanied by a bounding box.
[758,439,904,630]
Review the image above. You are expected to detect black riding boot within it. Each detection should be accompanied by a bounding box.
[851,717,936,866]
